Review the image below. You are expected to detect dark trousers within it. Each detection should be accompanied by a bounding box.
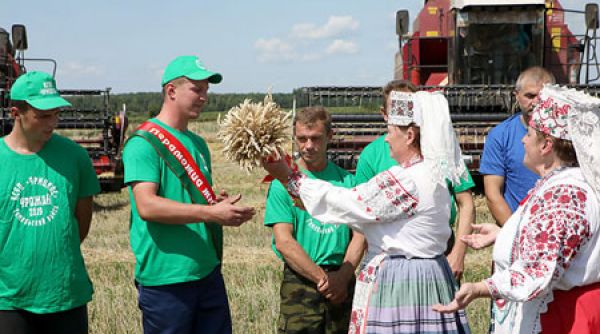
[137,267,232,334]
[0,305,88,334]
[278,265,354,334]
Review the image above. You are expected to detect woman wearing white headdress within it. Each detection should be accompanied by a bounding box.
[263,88,471,334]
[433,85,600,334]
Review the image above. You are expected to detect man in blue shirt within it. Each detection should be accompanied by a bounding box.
[479,67,555,225]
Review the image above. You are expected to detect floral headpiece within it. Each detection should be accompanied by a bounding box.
[529,85,572,140]
[387,91,422,126]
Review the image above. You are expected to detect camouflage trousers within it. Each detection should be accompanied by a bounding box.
[278,265,354,334]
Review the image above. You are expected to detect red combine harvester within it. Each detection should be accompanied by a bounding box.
[0,25,127,192]
[300,0,600,188]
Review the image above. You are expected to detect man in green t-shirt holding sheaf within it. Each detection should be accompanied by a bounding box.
[0,71,100,333]
[264,106,365,333]
[123,56,255,334]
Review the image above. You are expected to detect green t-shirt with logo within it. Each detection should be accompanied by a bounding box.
[264,161,355,266]
[0,134,100,313]
[355,135,475,226]
[123,118,220,286]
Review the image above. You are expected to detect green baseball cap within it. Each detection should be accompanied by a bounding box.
[161,56,222,86]
[10,71,72,110]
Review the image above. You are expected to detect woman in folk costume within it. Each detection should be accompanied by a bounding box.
[263,90,471,334]
[434,84,600,333]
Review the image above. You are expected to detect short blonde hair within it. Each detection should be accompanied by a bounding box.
[161,77,189,96]
[515,67,555,91]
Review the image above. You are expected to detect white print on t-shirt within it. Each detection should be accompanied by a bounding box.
[9,176,59,227]
[306,218,340,234]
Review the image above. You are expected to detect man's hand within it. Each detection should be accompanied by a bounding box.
[209,194,255,226]
[446,249,465,281]
[460,224,500,250]
[317,270,351,304]
[432,282,490,313]
[216,189,229,202]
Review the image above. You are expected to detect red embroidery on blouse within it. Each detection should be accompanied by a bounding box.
[507,183,591,301]
[372,170,418,216]
[486,278,501,299]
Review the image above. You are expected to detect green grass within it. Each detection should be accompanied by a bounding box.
[83,119,493,334]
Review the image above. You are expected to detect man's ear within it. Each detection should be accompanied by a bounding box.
[380,105,388,122]
[10,106,20,119]
[164,83,177,100]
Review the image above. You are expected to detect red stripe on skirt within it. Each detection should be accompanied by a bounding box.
[540,282,600,334]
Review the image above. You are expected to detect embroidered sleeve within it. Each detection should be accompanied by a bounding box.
[287,171,305,198]
[291,167,419,225]
[488,184,592,301]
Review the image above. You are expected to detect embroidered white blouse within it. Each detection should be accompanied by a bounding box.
[486,167,600,334]
[288,161,452,259]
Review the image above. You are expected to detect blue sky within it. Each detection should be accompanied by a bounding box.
[1,0,594,93]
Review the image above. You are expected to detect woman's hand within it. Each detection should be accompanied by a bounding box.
[460,224,501,250]
[262,155,293,184]
[432,281,490,313]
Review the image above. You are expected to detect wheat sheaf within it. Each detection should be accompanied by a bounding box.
[217,93,292,173]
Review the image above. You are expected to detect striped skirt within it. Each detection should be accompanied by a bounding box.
[355,254,470,334]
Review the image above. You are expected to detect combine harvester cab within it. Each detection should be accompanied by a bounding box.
[0,24,127,192]
[300,0,599,189]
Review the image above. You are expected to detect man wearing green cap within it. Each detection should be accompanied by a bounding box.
[123,56,255,334]
[0,71,100,333]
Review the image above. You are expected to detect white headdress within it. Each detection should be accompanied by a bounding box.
[528,84,600,198]
[388,90,468,186]
[562,86,600,199]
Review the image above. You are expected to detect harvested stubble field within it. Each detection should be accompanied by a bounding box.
[83,120,494,333]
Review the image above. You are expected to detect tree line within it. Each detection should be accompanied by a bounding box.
[68,90,310,116]
[66,89,382,116]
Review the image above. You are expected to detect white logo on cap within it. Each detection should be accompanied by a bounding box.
[195,59,206,70]
[39,81,58,95]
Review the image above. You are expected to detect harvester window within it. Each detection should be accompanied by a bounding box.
[460,24,537,84]
[454,5,544,85]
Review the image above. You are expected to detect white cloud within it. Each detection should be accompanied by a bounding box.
[59,62,103,77]
[326,39,358,55]
[255,16,361,63]
[254,38,297,63]
[292,16,359,39]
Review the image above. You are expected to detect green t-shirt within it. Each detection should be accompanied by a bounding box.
[264,161,355,266]
[0,134,100,313]
[355,135,475,226]
[123,118,220,286]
